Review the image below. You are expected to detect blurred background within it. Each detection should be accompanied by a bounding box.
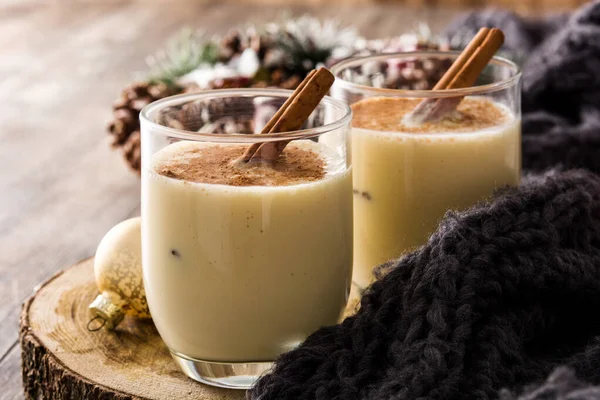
[211,0,587,11]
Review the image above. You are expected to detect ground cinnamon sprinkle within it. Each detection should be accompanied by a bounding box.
[155,143,325,186]
[351,97,510,133]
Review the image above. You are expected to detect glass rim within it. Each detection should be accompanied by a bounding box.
[140,88,352,143]
[330,50,522,98]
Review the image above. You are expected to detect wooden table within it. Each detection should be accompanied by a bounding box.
[0,2,464,398]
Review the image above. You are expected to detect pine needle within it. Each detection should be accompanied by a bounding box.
[144,29,219,87]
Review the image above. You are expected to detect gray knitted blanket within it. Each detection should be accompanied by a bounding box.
[446,2,600,175]
[249,2,600,399]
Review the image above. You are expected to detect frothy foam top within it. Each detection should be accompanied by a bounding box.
[152,141,345,187]
[351,96,512,134]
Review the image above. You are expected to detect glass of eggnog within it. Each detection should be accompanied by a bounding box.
[140,89,352,389]
[331,51,521,291]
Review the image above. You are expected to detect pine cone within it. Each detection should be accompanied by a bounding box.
[267,69,302,90]
[220,31,243,61]
[208,76,251,89]
[122,131,141,172]
[107,81,182,173]
[386,56,453,90]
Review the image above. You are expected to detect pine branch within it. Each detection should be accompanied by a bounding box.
[144,29,219,87]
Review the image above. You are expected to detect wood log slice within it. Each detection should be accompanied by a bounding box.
[19,258,246,400]
[20,258,361,399]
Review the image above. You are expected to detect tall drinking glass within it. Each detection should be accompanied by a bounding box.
[331,52,521,291]
[140,89,353,389]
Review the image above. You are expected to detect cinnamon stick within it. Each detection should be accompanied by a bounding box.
[239,70,317,163]
[240,67,334,164]
[407,28,505,124]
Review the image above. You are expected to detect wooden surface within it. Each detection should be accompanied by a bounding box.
[20,258,245,400]
[1,1,472,398]
[19,258,361,399]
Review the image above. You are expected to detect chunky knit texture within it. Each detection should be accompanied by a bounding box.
[445,2,600,174]
[250,170,600,400]
[500,367,600,400]
[249,3,600,400]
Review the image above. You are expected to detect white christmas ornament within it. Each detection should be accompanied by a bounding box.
[89,217,150,330]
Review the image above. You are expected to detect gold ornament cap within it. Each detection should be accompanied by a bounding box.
[88,292,125,330]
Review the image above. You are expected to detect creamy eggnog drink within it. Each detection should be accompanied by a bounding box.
[330,29,521,290]
[140,76,352,388]
[351,96,520,289]
[143,140,352,362]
